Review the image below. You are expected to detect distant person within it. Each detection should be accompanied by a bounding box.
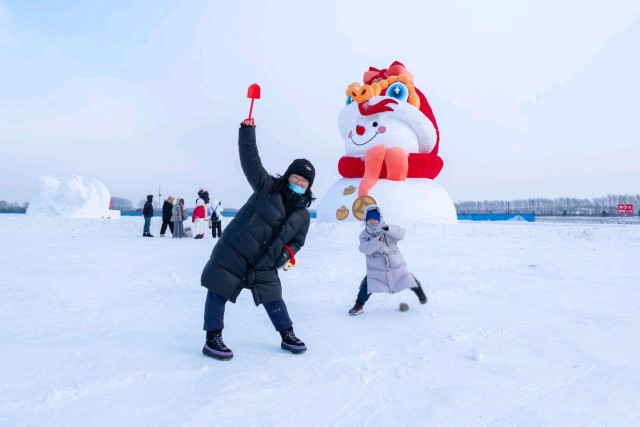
[142,195,154,237]
[192,198,207,239]
[348,204,427,315]
[160,196,175,237]
[171,198,188,238]
[198,188,210,205]
[198,188,210,216]
[208,198,224,239]
[200,117,315,361]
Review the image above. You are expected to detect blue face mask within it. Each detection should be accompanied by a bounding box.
[288,182,306,195]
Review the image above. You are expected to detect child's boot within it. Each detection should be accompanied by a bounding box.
[202,329,233,360]
[348,300,365,315]
[411,279,427,304]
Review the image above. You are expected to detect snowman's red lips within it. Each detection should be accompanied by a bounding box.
[350,131,379,146]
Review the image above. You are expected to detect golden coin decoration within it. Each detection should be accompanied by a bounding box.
[352,195,377,221]
[342,185,356,195]
[335,206,349,221]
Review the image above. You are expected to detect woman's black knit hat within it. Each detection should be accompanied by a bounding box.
[284,158,315,187]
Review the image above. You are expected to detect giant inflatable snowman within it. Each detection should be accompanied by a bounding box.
[316,61,457,223]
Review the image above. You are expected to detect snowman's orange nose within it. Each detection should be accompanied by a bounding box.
[356,125,366,136]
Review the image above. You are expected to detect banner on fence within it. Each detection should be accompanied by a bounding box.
[617,204,634,214]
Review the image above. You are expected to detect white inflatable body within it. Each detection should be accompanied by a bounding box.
[316,178,456,224]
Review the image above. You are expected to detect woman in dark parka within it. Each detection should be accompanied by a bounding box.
[159,196,175,237]
[201,118,315,361]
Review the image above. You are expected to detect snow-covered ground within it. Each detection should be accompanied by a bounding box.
[1,214,639,426]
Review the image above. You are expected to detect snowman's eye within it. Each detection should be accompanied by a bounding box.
[386,82,409,102]
[372,122,378,127]
[346,96,353,105]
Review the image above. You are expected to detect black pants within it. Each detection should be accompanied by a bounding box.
[160,220,174,235]
[203,291,293,332]
[211,220,222,238]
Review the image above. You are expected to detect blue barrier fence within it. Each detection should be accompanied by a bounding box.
[120,210,318,218]
[119,211,237,218]
[4,210,528,221]
[457,213,535,222]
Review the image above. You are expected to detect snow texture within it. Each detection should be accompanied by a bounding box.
[1,215,639,426]
[26,174,120,219]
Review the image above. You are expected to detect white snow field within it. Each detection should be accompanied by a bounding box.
[1,214,639,426]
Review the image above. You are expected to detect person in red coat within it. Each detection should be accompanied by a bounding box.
[192,198,206,239]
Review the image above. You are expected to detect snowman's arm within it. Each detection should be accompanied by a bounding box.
[359,145,387,197]
[338,156,365,178]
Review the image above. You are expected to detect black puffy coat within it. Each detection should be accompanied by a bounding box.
[142,195,154,218]
[162,200,173,222]
[200,126,311,306]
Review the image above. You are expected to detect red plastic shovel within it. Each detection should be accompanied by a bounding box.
[246,83,261,120]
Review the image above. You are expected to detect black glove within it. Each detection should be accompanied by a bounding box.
[276,249,291,268]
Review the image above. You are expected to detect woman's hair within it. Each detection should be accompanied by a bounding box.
[271,174,315,205]
[179,198,184,204]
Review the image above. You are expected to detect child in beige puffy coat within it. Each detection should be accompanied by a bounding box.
[348,204,427,315]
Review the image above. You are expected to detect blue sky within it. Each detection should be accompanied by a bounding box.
[1,0,639,208]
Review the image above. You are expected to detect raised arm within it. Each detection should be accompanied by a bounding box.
[239,124,272,193]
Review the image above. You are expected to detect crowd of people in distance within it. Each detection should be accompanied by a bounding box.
[141,188,224,240]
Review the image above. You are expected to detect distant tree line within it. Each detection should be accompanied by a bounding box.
[0,201,28,212]
[110,197,135,211]
[455,194,640,216]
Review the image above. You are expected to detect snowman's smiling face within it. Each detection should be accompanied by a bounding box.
[339,100,422,156]
[347,116,386,146]
[338,95,436,157]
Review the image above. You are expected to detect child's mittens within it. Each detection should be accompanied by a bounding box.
[241,118,255,127]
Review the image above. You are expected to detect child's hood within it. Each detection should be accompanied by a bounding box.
[363,204,383,224]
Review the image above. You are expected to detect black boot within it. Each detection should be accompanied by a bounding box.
[348,300,365,315]
[202,330,233,360]
[280,327,306,354]
[412,278,427,304]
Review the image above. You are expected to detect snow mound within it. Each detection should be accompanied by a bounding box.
[26,174,120,218]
